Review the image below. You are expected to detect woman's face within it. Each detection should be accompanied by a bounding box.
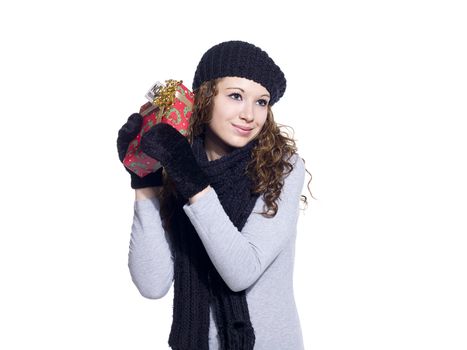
[204,76,270,160]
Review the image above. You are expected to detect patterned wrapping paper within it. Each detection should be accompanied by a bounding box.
[123,80,194,177]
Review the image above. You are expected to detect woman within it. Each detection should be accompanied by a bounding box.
[117,40,309,350]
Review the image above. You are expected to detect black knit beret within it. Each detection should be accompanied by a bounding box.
[192,40,286,106]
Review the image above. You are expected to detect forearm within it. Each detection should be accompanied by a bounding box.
[184,189,299,292]
[183,155,305,292]
[129,197,174,299]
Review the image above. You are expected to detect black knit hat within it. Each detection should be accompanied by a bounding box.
[192,40,286,106]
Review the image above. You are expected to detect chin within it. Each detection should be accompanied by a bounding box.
[226,136,255,149]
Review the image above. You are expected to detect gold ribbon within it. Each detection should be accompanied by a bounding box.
[153,79,183,109]
[174,89,192,109]
[142,79,192,117]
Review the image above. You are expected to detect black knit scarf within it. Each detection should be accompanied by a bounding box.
[168,135,259,350]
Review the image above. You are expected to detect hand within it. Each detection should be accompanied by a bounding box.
[117,113,163,189]
[140,123,209,200]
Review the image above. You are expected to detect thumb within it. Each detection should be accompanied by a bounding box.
[117,113,143,162]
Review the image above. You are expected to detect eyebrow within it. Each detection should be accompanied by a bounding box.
[226,87,270,98]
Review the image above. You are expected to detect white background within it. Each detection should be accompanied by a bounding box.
[1,0,466,349]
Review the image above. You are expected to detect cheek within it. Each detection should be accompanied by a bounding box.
[211,102,228,123]
[207,114,228,138]
[210,105,234,130]
[209,112,225,130]
[252,113,268,137]
[208,119,218,135]
[256,111,268,128]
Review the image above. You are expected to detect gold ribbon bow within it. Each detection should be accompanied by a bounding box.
[152,79,183,109]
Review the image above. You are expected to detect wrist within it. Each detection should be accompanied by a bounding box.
[188,185,212,205]
[135,187,162,201]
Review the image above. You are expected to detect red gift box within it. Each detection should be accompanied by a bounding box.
[123,80,194,177]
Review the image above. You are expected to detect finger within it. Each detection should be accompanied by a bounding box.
[117,113,143,143]
[117,114,144,162]
[127,113,143,128]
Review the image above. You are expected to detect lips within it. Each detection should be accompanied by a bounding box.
[232,124,254,136]
[232,124,253,131]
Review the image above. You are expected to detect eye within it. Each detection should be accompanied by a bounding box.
[228,93,242,101]
[257,99,269,107]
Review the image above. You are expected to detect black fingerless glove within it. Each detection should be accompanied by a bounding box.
[140,123,209,200]
[117,113,163,189]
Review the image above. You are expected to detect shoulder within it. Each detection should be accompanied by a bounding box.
[289,153,305,171]
[284,153,305,184]
[269,153,306,202]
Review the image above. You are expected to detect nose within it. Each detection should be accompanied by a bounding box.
[239,103,254,122]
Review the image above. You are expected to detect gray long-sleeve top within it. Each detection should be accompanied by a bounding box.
[128,154,306,349]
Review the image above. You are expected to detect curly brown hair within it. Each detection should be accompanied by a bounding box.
[159,78,310,229]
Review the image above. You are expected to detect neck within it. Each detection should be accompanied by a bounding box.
[204,128,234,161]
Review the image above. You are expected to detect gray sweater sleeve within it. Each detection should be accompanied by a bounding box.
[128,154,305,296]
[183,154,305,292]
[128,197,174,299]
